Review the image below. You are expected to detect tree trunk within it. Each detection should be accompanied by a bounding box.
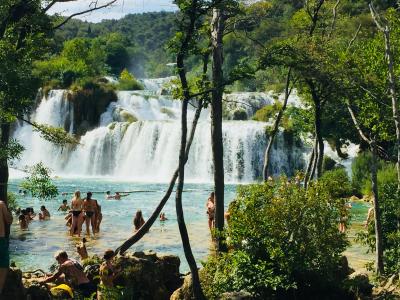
[263,68,292,181]
[370,140,384,274]
[211,7,226,252]
[115,100,203,255]
[0,122,10,205]
[369,3,400,190]
[175,93,205,299]
[304,147,314,189]
[384,29,400,190]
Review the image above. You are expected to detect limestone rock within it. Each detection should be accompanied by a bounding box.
[170,274,193,300]
[2,267,25,300]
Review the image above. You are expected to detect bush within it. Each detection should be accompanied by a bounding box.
[7,192,18,212]
[116,69,143,91]
[232,109,248,120]
[322,155,337,172]
[252,102,282,122]
[351,152,372,195]
[358,182,400,275]
[362,163,397,196]
[202,178,350,299]
[320,168,352,199]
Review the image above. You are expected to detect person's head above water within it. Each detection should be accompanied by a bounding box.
[62,199,68,204]
[116,192,120,195]
[74,190,81,199]
[40,205,46,211]
[106,191,110,195]
[86,192,92,200]
[135,210,143,219]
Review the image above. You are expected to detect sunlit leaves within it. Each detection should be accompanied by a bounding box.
[20,162,58,200]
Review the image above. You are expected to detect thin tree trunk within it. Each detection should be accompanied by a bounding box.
[370,140,384,274]
[115,100,203,254]
[346,102,384,274]
[370,3,400,190]
[263,68,292,181]
[211,7,226,252]
[310,138,318,179]
[304,147,314,189]
[0,122,10,205]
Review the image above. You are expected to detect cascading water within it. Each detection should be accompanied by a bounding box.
[13,79,305,182]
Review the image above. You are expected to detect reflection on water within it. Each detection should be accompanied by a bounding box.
[9,179,237,273]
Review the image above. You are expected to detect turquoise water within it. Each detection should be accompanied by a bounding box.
[9,178,238,273]
[8,178,371,273]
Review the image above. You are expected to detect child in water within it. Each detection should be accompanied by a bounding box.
[19,214,29,230]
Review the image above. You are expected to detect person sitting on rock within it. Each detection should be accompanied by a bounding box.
[39,250,96,299]
[39,206,50,221]
[99,249,121,292]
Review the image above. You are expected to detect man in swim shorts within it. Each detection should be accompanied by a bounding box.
[83,192,97,236]
[40,250,96,298]
[0,200,13,295]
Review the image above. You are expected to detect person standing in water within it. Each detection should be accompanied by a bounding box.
[83,192,97,236]
[58,200,70,212]
[206,192,215,231]
[70,191,83,236]
[133,210,145,231]
[39,205,51,220]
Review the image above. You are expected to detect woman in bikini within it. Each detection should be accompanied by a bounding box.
[70,191,83,236]
[83,192,96,236]
[206,192,215,231]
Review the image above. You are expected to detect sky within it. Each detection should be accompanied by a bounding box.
[47,0,177,23]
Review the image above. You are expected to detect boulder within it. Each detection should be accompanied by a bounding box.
[170,274,193,300]
[2,267,25,300]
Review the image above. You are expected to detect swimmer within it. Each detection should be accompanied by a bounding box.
[113,192,129,200]
[83,192,96,236]
[18,214,28,230]
[105,191,114,200]
[159,212,168,221]
[39,206,50,221]
[58,200,70,212]
[133,210,145,231]
[70,191,83,236]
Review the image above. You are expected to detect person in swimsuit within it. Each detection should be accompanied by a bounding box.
[98,249,121,299]
[18,214,28,230]
[77,238,88,260]
[40,250,96,298]
[94,200,102,233]
[83,192,96,236]
[58,200,70,212]
[206,192,215,231]
[133,210,145,231]
[39,206,50,220]
[70,191,83,236]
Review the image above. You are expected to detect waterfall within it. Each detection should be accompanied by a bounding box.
[13,85,305,182]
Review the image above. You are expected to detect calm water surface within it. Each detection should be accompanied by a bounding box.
[8,178,371,273]
[9,178,237,273]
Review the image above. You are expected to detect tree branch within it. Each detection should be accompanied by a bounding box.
[52,0,118,30]
[328,0,340,39]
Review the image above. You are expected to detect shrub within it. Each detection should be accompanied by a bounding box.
[7,192,18,212]
[357,182,400,275]
[232,109,248,120]
[252,102,282,122]
[361,163,397,196]
[351,152,372,194]
[116,69,143,91]
[202,178,349,299]
[322,155,337,172]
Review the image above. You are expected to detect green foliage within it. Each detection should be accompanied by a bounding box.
[351,152,374,195]
[320,168,352,199]
[202,178,349,299]
[357,182,400,275]
[31,123,80,146]
[20,163,58,200]
[322,155,337,172]
[253,102,282,122]
[116,69,143,91]
[232,109,247,120]
[362,163,397,196]
[7,192,18,212]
